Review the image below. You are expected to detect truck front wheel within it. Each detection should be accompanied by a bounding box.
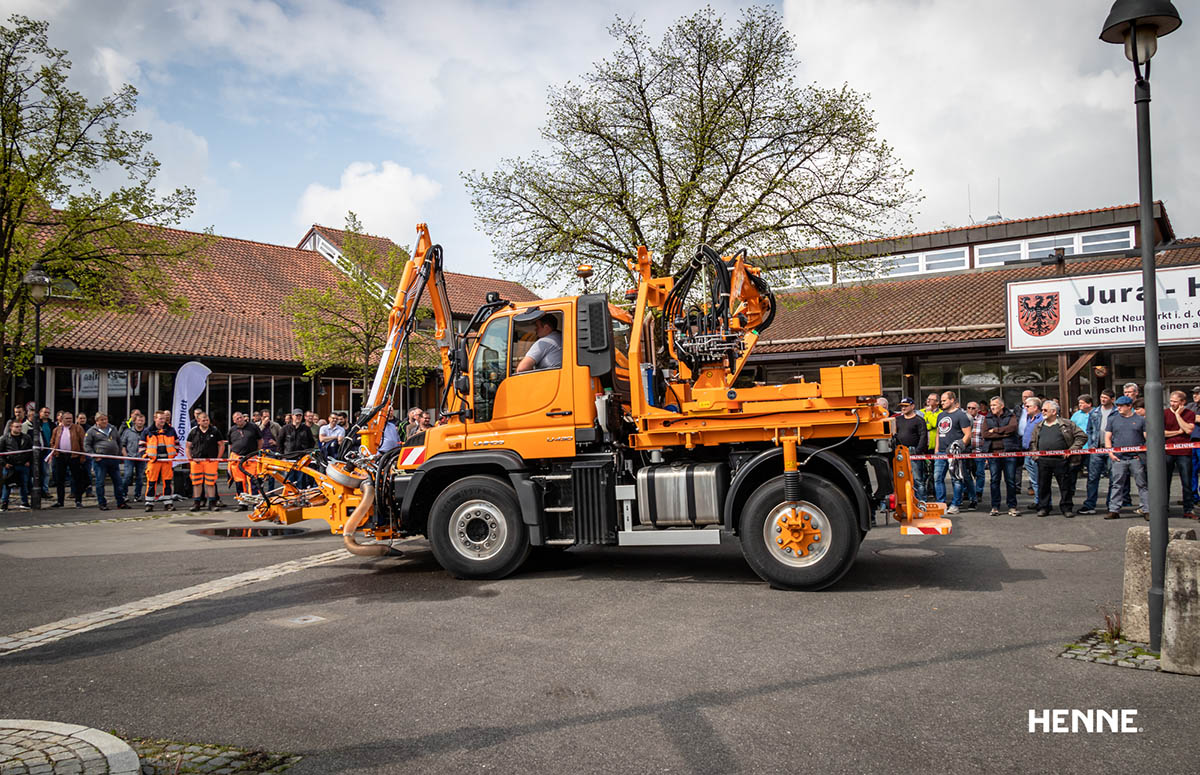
[738,474,858,590]
[428,475,531,580]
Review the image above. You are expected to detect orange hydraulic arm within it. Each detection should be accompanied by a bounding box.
[359,223,455,454]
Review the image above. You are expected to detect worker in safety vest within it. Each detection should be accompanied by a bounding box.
[142,410,178,512]
[226,411,262,510]
[186,411,226,511]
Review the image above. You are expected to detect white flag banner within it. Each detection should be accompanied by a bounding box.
[171,361,211,465]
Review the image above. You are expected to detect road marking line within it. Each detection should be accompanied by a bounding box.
[1,513,183,531]
[0,549,352,657]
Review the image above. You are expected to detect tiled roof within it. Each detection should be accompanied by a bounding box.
[755,246,1200,354]
[48,226,340,361]
[304,224,540,315]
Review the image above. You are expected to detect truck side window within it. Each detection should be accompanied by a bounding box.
[512,311,564,373]
[472,316,509,423]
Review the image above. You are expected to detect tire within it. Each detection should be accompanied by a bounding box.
[428,475,531,580]
[738,473,859,591]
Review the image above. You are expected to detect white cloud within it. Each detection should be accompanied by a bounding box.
[91,46,140,93]
[294,161,442,243]
[782,0,1200,236]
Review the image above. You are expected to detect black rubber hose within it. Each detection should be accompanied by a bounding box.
[372,445,406,530]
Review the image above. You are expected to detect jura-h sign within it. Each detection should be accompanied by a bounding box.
[1006,264,1200,353]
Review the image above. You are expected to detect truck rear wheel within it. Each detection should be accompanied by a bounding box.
[428,475,531,580]
[738,474,858,590]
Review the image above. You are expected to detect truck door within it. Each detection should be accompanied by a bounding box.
[467,305,576,460]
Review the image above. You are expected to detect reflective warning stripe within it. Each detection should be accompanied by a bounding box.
[401,446,426,466]
[900,524,952,535]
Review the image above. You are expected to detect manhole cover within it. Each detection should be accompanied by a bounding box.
[289,615,326,625]
[172,518,223,525]
[1028,543,1098,553]
[188,527,307,539]
[875,547,942,559]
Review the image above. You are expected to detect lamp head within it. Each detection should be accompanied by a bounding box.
[22,262,51,304]
[1100,0,1182,63]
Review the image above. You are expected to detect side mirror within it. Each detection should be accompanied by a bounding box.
[455,374,470,395]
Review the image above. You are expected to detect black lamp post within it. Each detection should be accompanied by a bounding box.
[22,262,52,510]
[1100,0,1182,652]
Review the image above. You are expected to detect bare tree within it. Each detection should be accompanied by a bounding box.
[465,6,919,292]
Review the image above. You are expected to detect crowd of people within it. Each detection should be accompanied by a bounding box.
[0,403,435,514]
[5,384,1196,523]
[884,383,1200,520]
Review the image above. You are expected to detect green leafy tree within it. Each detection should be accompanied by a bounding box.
[466,6,918,291]
[284,213,434,389]
[0,14,205,408]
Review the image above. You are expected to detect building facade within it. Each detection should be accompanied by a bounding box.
[750,203,1199,409]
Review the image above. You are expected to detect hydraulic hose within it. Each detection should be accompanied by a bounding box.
[342,480,402,557]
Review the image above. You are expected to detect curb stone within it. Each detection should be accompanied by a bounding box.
[0,719,140,774]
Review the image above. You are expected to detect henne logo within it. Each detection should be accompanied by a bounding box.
[1028,709,1140,733]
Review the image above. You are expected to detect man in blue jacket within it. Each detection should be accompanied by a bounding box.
[1020,396,1044,503]
[1079,389,1117,515]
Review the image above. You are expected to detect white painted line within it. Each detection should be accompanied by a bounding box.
[0,549,352,657]
[0,513,179,531]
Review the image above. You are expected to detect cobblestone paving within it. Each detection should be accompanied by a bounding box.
[0,550,351,656]
[1058,630,1162,670]
[0,722,139,775]
[130,739,300,775]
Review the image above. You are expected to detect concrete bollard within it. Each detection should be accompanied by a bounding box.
[1122,526,1196,644]
[1162,539,1200,675]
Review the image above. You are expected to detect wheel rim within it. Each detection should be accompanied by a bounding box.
[449,499,508,561]
[762,500,830,568]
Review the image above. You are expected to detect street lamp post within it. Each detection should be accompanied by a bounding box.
[1100,0,1182,652]
[22,262,52,510]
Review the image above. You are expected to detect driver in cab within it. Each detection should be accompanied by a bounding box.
[514,308,562,373]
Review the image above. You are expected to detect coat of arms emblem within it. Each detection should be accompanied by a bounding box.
[1017,292,1060,337]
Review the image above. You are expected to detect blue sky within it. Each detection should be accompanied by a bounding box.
[7,0,1199,286]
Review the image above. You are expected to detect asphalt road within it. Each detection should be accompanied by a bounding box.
[2,502,1199,774]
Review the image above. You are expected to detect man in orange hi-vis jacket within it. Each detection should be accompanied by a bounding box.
[142,410,178,512]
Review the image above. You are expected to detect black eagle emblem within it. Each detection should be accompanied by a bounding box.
[1017,292,1060,337]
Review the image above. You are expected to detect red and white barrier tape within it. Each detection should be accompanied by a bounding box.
[0,447,264,465]
[910,441,1200,461]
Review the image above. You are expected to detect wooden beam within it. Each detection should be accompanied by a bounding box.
[1058,353,1070,410]
[1064,351,1098,382]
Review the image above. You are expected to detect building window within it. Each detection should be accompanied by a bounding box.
[206,374,229,430]
[976,241,1022,267]
[922,248,968,273]
[1081,228,1134,253]
[879,253,920,278]
[1027,235,1076,260]
[157,371,175,419]
[919,356,1060,411]
[841,247,966,283]
[54,368,75,416]
[273,378,292,422]
[231,374,251,422]
[253,377,272,418]
[975,227,1135,268]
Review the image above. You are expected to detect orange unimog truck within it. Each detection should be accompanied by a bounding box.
[241,224,949,590]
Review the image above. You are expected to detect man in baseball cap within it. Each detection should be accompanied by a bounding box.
[1104,395,1148,520]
